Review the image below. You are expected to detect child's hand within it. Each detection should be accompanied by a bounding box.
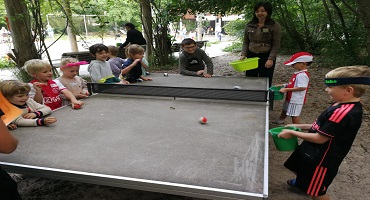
[117,80,130,84]
[71,101,84,109]
[77,91,89,99]
[279,88,287,93]
[203,73,212,78]
[133,59,141,65]
[77,93,88,99]
[44,117,57,125]
[141,77,152,81]
[278,130,293,139]
[23,113,37,119]
[7,123,17,130]
[197,70,205,76]
[32,82,45,92]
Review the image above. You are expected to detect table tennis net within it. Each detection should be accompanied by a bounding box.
[87,83,268,102]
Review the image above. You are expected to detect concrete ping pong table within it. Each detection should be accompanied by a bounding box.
[0,74,270,200]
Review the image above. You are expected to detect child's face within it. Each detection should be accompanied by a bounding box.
[182,44,197,54]
[291,62,307,70]
[9,93,29,106]
[325,86,348,102]
[95,50,109,61]
[61,66,80,79]
[132,53,144,60]
[33,67,53,82]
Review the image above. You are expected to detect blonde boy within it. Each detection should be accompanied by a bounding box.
[279,66,370,200]
[23,59,83,110]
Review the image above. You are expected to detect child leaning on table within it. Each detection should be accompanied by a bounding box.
[121,44,152,83]
[23,59,84,110]
[88,43,128,84]
[179,38,213,78]
[107,45,125,78]
[0,80,57,130]
[56,57,90,100]
[278,66,370,200]
[273,52,313,125]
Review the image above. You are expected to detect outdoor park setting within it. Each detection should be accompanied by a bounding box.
[0,1,370,200]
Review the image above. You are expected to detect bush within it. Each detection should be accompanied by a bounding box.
[0,56,17,69]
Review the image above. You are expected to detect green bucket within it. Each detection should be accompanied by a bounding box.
[269,86,284,100]
[269,126,300,151]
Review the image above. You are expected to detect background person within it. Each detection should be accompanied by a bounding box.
[119,23,146,49]
[240,1,281,87]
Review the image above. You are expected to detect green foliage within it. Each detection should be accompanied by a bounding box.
[0,57,16,69]
[223,42,243,52]
[223,19,246,41]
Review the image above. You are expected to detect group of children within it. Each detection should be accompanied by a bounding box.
[1,38,370,200]
[0,42,158,130]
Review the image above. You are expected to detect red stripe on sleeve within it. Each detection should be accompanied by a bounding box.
[329,104,354,123]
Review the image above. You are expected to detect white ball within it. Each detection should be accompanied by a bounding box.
[233,86,241,89]
[164,73,168,76]
[199,117,207,124]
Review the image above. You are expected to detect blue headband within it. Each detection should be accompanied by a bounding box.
[324,77,370,86]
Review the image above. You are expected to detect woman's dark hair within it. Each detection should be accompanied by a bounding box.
[125,23,135,29]
[251,2,273,23]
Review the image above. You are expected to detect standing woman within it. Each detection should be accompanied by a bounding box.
[240,2,281,87]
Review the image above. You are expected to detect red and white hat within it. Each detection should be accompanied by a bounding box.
[284,52,313,66]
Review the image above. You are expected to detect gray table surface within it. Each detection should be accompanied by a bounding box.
[0,74,270,200]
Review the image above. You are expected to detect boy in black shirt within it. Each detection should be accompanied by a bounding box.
[279,66,370,200]
[179,38,213,78]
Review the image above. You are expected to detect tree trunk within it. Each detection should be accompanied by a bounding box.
[4,0,39,67]
[140,0,153,57]
[355,0,370,62]
[61,0,78,52]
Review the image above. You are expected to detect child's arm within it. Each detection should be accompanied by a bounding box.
[77,77,89,98]
[0,120,18,154]
[108,60,122,76]
[61,89,83,106]
[286,123,312,130]
[121,59,140,75]
[279,87,307,93]
[279,129,330,144]
[29,82,44,104]
[23,99,52,119]
[140,75,152,81]
[88,63,103,83]
[141,58,149,70]
[201,50,213,77]
[13,115,57,127]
